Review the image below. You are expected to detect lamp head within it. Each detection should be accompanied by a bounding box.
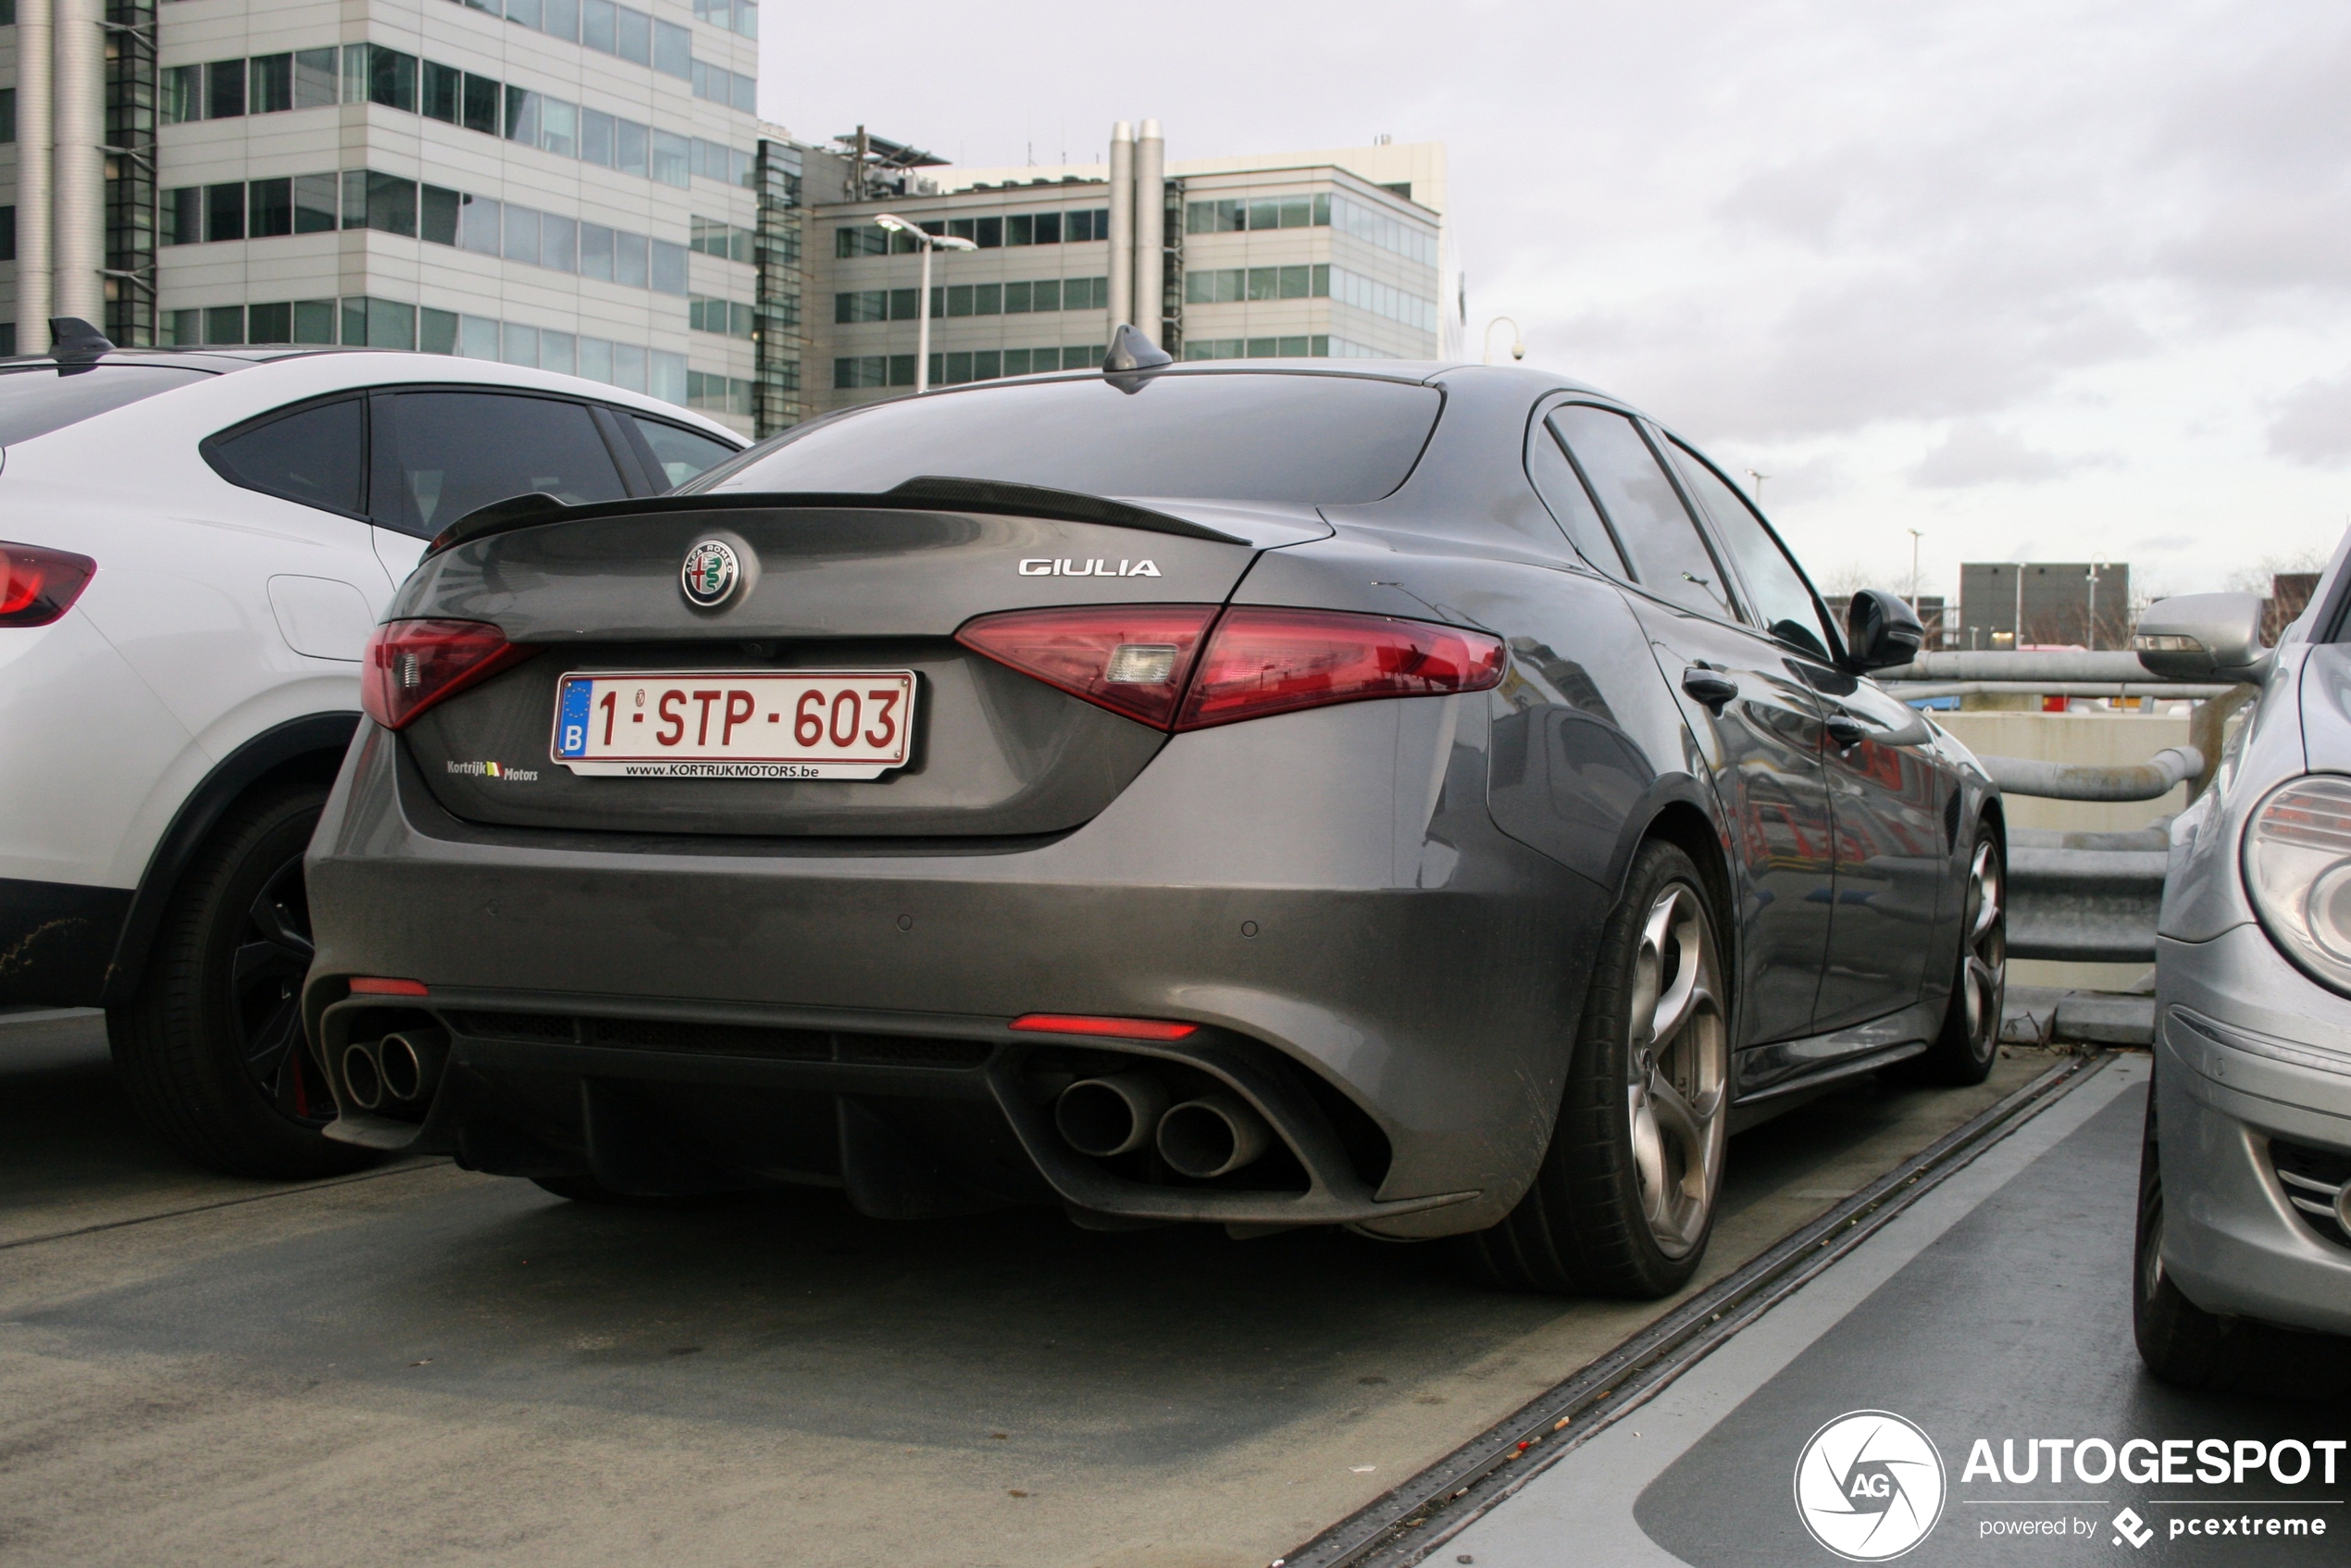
[874,214,914,234]
[934,235,979,252]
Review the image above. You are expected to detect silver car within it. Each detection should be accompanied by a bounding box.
[2137,556,2351,1388]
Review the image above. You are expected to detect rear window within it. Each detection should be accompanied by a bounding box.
[690,371,1441,504]
[0,364,212,446]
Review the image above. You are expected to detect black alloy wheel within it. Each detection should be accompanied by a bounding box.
[109,783,374,1179]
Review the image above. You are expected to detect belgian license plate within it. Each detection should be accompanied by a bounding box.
[550,670,916,778]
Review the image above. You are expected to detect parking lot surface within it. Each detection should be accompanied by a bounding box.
[4,1009,2053,1568]
[1452,1057,2345,1565]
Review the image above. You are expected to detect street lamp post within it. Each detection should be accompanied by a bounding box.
[1908,528,1924,614]
[1481,317,1524,363]
[876,214,977,394]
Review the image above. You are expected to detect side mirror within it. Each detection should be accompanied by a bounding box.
[2133,592,2270,682]
[1846,590,1924,672]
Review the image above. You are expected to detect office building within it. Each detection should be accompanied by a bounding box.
[1959,562,2133,651]
[802,126,1452,415]
[4,0,786,434]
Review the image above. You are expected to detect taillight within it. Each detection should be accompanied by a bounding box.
[361,618,534,729]
[955,604,1218,728]
[956,603,1507,732]
[0,541,97,628]
[1176,607,1505,728]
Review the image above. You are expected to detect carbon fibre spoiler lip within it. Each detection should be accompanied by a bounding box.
[427,475,1254,557]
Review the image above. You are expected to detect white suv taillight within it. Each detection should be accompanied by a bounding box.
[0,541,97,628]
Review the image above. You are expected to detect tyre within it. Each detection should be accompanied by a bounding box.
[1462,840,1732,1297]
[1889,828,2005,1087]
[108,783,373,1179]
[2133,1070,2351,1399]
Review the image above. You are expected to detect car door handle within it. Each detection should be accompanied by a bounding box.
[1681,667,1738,710]
[1824,714,1871,749]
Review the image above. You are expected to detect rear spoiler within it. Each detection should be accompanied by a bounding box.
[428,474,1250,556]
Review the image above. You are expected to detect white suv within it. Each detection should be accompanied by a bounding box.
[0,321,742,1176]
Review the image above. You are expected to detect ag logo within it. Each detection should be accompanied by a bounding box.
[680,539,743,608]
[1793,1410,1946,1561]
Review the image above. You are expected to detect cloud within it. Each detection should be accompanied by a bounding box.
[2269,373,2351,466]
[1911,421,2105,488]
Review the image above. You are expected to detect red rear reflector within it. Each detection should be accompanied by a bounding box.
[1010,1014,1200,1040]
[349,977,430,996]
[0,541,97,628]
[361,618,534,729]
[1176,606,1505,729]
[956,604,1219,728]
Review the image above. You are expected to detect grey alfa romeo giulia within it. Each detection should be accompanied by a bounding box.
[301,343,2005,1297]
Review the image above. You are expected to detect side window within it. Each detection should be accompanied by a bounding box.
[630,415,740,491]
[1667,439,1840,661]
[1549,404,1734,619]
[204,396,366,516]
[1526,414,1631,577]
[368,392,628,537]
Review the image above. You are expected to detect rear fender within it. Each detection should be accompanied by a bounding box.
[103,712,359,1006]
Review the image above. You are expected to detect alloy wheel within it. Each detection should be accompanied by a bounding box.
[1959,840,2007,1061]
[230,852,331,1127]
[1625,882,1729,1259]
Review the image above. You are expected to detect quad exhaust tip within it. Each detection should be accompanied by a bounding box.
[1156,1091,1272,1178]
[378,1028,450,1103]
[1055,1069,1171,1157]
[341,1040,385,1112]
[341,1028,451,1113]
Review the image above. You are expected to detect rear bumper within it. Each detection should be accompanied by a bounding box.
[2154,927,2351,1337]
[304,698,1611,1236]
[0,877,131,1006]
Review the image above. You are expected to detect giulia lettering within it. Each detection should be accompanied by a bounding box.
[1018,558,1159,577]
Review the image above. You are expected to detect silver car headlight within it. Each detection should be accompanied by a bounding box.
[2244,775,2351,994]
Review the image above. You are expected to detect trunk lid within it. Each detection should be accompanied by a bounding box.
[392,497,1324,839]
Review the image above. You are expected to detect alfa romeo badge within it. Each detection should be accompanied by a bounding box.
[680,539,742,608]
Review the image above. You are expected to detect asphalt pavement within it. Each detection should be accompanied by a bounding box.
[1449,1057,2349,1565]
[1,1009,2063,1567]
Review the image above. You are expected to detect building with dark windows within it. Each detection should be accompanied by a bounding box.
[802,128,1451,415]
[1958,562,2133,651]
[4,0,785,433]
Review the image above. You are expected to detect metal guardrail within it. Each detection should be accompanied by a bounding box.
[2007,830,2168,962]
[1873,652,2225,964]
[1980,745,2203,803]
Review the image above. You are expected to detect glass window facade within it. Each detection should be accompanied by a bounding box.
[1185,265,1330,305]
[833,277,1106,323]
[833,345,1104,390]
[1327,266,1440,332]
[161,172,691,298]
[1183,191,1438,268]
[163,44,757,191]
[834,207,1108,257]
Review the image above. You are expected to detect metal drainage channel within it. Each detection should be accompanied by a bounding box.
[1274,1050,2113,1568]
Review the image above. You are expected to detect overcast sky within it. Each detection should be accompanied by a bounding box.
[763,0,2351,604]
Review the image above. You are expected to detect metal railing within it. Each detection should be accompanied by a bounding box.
[1874,652,2252,964]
